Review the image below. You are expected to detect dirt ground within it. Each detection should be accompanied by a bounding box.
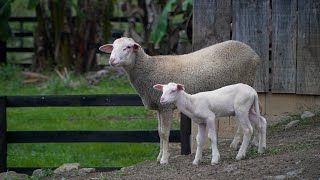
[47,115,320,180]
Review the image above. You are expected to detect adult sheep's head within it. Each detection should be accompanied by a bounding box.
[99,37,141,67]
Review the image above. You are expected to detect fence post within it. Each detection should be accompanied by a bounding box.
[0,41,7,64]
[0,96,7,172]
[180,113,191,155]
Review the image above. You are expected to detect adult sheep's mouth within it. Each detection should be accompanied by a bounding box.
[110,59,120,66]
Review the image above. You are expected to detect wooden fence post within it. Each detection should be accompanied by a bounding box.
[0,96,7,172]
[180,113,191,155]
[0,41,6,64]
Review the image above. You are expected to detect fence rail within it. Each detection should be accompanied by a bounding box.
[0,16,127,63]
[0,95,191,174]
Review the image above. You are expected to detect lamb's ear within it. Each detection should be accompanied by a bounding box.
[153,84,164,91]
[133,43,140,52]
[177,84,184,91]
[99,44,113,53]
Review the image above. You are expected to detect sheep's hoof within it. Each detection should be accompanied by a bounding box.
[160,156,169,164]
[192,160,199,166]
[160,160,168,165]
[236,154,245,160]
[156,156,161,162]
[258,147,266,154]
[230,141,241,150]
[211,160,219,165]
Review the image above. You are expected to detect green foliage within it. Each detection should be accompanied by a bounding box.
[150,0,176,48]
[0,0,12,41]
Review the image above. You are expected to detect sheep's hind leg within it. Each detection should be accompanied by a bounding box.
[248,107,260,148]
[193,123,206,165]
[158,109,173,164]
[260,116,267,153]
[236,111,253,160]
[230,125,243,150]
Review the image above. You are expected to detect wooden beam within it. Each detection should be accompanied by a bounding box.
[7,130,181,143]
[0,96,7,172]
[6,94,143,107]
[180,113,191,155]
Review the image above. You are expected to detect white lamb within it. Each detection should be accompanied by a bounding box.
[153,82,267,165]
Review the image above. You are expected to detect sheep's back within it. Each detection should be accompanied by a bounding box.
[131,40,260,110]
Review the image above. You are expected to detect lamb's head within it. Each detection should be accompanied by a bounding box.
[99,37,141,67]
[153,82,185,105]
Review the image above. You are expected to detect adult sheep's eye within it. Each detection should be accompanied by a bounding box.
[123,46,131,51]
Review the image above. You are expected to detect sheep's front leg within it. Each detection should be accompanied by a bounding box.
[156,111,163,162]
[206,116,220,165]
[157,109,173,164]
[193,123,206,165]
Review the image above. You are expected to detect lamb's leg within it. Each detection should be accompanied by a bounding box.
[236,112,253,160]
[206,116,220,165]
[230,125,242,150]
[260,116,267,152]
[193,123,206,165]
[248,107,260,148]
[158,109,173,164]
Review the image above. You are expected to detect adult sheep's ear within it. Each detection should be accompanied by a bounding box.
[133,43,140,52]
[177,84,184,91]
[153,84,164,91]
[99,44,113,53]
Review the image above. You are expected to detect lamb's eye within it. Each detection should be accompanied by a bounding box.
[170,90,176,94]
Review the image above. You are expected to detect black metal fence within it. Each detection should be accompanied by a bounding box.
[0,94,191,174]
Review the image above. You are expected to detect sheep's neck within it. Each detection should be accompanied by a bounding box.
[175,91,195,117]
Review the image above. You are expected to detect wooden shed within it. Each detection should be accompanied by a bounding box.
[192,0,320,150]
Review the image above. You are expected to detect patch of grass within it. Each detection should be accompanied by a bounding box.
[1,64,180,169]
[267,143,314,155]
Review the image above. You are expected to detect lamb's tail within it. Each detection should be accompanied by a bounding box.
[254,93,261,127]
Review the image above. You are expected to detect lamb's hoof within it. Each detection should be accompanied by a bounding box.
[157,156,161,162]
[160,157,169,165]
[252,140,259,147]
[211,160,219,165]
[258,147,266,154]
[192,160,199,166]
[230,141,241,150]
[236,154,245,160]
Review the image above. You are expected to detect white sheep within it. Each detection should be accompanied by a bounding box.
[153,82,267,165]
[99,37,260,164]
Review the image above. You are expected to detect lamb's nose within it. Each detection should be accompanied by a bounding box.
[110,57,116,65]
[160,97,164,102]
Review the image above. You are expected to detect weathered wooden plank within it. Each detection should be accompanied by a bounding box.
[296,0,320,95]
[271,0,297,93]
[192,0,231,50]
[6,94,143,107]
[7,130,180,143]
[0,97,7,172]
[232,0,270,92]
